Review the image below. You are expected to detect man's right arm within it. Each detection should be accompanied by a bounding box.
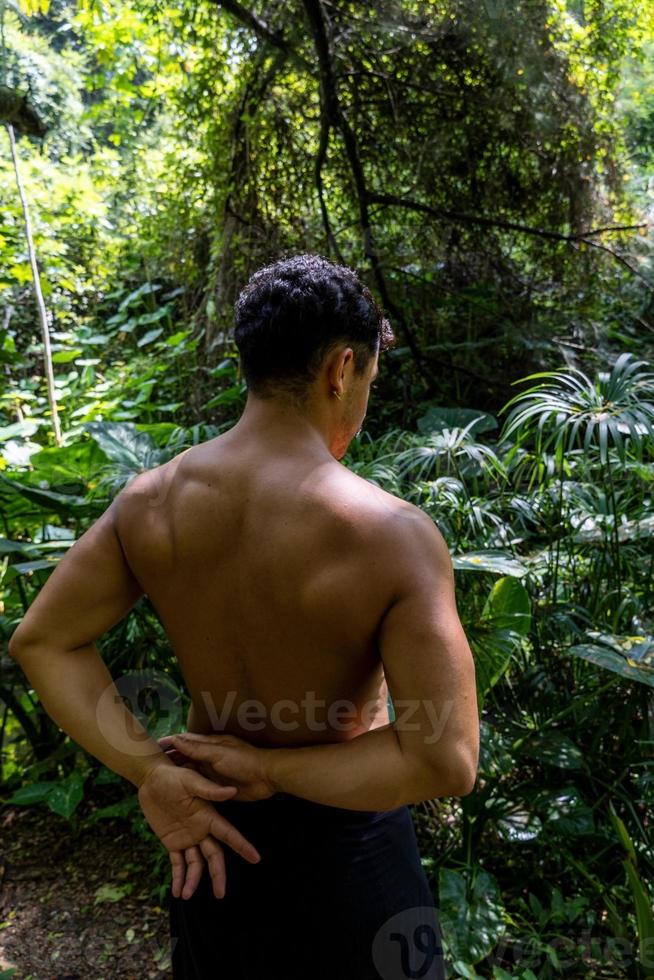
[170,510,479,810]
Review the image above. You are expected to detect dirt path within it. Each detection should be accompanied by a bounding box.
[0,801,172,980]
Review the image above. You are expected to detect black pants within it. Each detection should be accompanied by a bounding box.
[169,792,445,979]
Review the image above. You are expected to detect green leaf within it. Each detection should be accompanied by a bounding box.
[0,474,88,515]
[542,787,595,836]
[114,316,138,333]
[568,643,654,688]
[8,781,57,805]
[481,576,531,635]
[624,861,654,970]
[9,773,84,820]
[137,328,164,347]
[496,808,543,842]
[608,802,637,862]
[5,558,59,578]
[84,421,158,468]
[85,797,138,824]
[521,732,584,770]
[28,440,108,485]
[92,766,122,786]
[45,772,84,820]
[452,550,527,577]
[449,962,481,979]
[438,868,505,964]
[472,628,515,698]
[118,282,161,311]
[610,802,654,969]
[0,419,41,441]
[477,722,513,778]
[136,308,169,326]
[94,882,134,904]
[51,349,82,363]
[0,537,36,555]
[203,387,244,410]
[584,632,654,665]
[165,330,191,347]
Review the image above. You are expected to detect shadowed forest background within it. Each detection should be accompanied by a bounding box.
[1,0,654,977]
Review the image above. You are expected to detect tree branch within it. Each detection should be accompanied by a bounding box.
[368,192,648,243]
[314,108,345,263]
[210,0,311,71]
[301,0,441,389]
[368,192,652,286]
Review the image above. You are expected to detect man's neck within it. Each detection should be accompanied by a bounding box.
[227,393,335,459]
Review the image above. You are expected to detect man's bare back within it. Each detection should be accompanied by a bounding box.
[116,426,418,747]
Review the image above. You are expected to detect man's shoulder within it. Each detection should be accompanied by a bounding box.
[110,448,195,546]
[331,467,447,558]
[116,447,194,505]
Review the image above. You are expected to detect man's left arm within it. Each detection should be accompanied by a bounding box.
[7,492,173,788]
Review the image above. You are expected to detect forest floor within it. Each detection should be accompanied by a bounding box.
[0,799,172,980]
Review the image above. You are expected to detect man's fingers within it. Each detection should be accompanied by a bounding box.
[199,837,227,899]
[210,812,261,865]
[176,732,230,742]
[184,770,238,801]
[181,845,205,901]
[162,746,196,767]
[170,850,185,899]
[171,735,223,765]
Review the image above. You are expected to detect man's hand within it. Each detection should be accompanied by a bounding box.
[137,761,261,900]
[158,732,277,802]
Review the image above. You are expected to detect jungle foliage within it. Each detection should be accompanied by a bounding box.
[1,1,654,977]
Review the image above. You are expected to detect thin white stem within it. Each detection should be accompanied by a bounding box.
[6,122,62,445]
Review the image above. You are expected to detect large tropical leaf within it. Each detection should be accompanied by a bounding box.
[499,354,654,463]
[568,642,654,688]
[452,550,528,577]
[609,802,654,976]
[84,421,161,469]
[395,425,506,483]
[0,473,88,515]
[438,868,505,966]
[8,772,85,820]
[540,786,595,837]
[481,576,531,635]
[520,732,585,770]
[469,576,532,698]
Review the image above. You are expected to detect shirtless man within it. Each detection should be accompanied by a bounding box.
[9,254,479,979]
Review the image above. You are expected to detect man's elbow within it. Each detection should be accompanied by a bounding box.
[8,628,26,662]
[8,624,38,663]
[429,752,478,798]
[448,765,477,797]
[454,743,479,796]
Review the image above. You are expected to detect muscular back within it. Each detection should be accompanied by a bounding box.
[116,433,408,747]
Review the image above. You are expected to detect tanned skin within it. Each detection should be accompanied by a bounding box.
[9,344,479,902]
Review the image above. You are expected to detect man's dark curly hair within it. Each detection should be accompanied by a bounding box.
[233,253,395,397]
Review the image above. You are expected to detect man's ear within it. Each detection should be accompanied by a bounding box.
[325,346,354,390]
